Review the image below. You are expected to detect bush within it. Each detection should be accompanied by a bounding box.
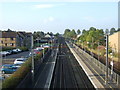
[18,47,28,51]
[2,47,15,51]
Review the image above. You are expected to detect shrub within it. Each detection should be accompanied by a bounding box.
[2,47,15,51]
[18,47,28,51]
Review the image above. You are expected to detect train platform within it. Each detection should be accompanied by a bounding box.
[66,42,119,89]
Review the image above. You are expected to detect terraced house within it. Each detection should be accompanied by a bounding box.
[0,30,32,49]
[0,31,18,47]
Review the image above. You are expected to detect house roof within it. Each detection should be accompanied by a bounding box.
[1,31,17,38]
[45,34,52,38]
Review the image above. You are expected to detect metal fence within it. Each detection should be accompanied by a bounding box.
[74,44,120,87]
[16,49,52,88]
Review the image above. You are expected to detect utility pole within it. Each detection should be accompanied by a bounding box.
[92,37,94,57]
[98,42,100,66]
[31,35,34,86]
[105,34,109,85]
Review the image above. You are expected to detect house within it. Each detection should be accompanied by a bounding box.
[0,31,18,47]
[109,31,120,53]
[0,30,32,49]
[25,32,32,49]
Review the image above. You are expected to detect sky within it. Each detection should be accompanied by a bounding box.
[0,1,118,34]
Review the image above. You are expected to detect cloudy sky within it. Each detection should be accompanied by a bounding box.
[0,0,118,34]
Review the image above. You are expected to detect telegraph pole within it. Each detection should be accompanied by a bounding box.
[31,35,34,86]
[98,42,100,66]
[105,34,109,85]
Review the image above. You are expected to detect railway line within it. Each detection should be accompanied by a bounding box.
[50,37,95,89]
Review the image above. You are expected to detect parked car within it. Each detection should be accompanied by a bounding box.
[13,63,22,68]
[0,51,10,57]
[43,45,50,48]
[36,47,44,51]
[1,64,18,74]
[7,50,14,55]
[12,48,22,54]
[14,58,27,64]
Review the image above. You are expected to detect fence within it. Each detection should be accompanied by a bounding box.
[16,49,52,88]
[73,44,120,87]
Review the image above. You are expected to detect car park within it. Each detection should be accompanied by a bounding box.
[1,64,18,74]
[14,58,27,64]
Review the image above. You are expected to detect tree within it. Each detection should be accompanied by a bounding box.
[70,29,77,38]
[33,31,45,39]
[49,32,54,36]
[82,29,87,35]
[117,28,120,32]
[110,28,116,35]
[77,29,81,35]
[105,29,109,35]
[63,29,71,38]
[89,27,96,31]
[7,28,12,32]
[55,33,60,37]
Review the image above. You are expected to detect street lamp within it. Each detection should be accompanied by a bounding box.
[98,42,100,66]
[31,35,34,86]
[105,34,109,85]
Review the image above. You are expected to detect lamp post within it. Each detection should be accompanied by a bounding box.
[82,41,84,53]
[92,37,94,58]
[105,34,109,85]
[31,35,34,86]
[98,42,100,66]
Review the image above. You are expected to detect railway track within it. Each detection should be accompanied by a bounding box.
[50,37,95,89]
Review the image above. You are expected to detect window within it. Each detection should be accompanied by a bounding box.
[5,43,7,46]
[10,38,14,40]
[10,43,14,46]
[12,43,14,46]
[1,41,3,44]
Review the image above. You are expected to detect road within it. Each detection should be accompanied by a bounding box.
[50,37,95,89]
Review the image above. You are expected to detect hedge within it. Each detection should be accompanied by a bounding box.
[2,48,48,89]
[18,47,29,51]
[1,47,15,51]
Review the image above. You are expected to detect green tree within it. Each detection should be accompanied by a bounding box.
[64,29,71,38]
[82,29,87,35]
[89,27,96,31]
[33,31,45,39]
[105,29,109,35]
[110,28,116,35]
[77,29,81,35]
[117,28,120,32]
[70,29,77,38]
